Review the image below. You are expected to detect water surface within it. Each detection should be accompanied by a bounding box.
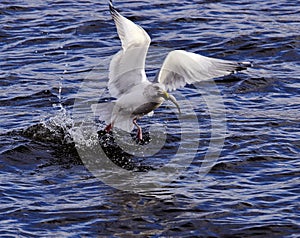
[0,0,299,236]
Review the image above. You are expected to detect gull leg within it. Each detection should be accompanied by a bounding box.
[133,118,142,141]
[105,121,114,133]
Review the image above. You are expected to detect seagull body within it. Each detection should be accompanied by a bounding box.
[102,1,251,140]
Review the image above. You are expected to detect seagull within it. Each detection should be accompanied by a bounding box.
[100,1,251,141]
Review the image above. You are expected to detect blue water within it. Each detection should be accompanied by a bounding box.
[1,0,299,236]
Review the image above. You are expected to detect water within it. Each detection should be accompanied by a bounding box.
[1,0,299,236]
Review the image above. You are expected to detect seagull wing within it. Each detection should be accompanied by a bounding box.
[156,50,251,91]
[108,2,151,98]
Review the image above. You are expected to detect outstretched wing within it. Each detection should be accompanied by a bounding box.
[108,1,151,98]
[156,50,252,91]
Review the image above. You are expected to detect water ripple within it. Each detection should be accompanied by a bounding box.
[0,0,299,236]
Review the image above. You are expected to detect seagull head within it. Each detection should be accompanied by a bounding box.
[153,85,181,115]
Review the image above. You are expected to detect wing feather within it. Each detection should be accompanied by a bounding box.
[157,50,251,91]
[108,2,151,98]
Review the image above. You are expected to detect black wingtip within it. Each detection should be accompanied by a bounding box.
[109,0,118,15]
[235,61,253,72]
[109,0,113,9]
[241,61,253,68]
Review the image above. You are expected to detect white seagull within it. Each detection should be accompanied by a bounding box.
[99,1,251,140]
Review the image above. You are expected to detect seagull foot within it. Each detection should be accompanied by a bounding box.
[133,118,143,141]
[137,129,143,141]
[105,123,113,133]
[134,132,145,145]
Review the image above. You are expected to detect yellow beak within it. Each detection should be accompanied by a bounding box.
[163,91,169,99]
[162,91,181,115]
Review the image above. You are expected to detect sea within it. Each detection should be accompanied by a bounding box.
[0,0,299,237]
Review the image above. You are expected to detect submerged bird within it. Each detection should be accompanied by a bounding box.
[99,1,251,140]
